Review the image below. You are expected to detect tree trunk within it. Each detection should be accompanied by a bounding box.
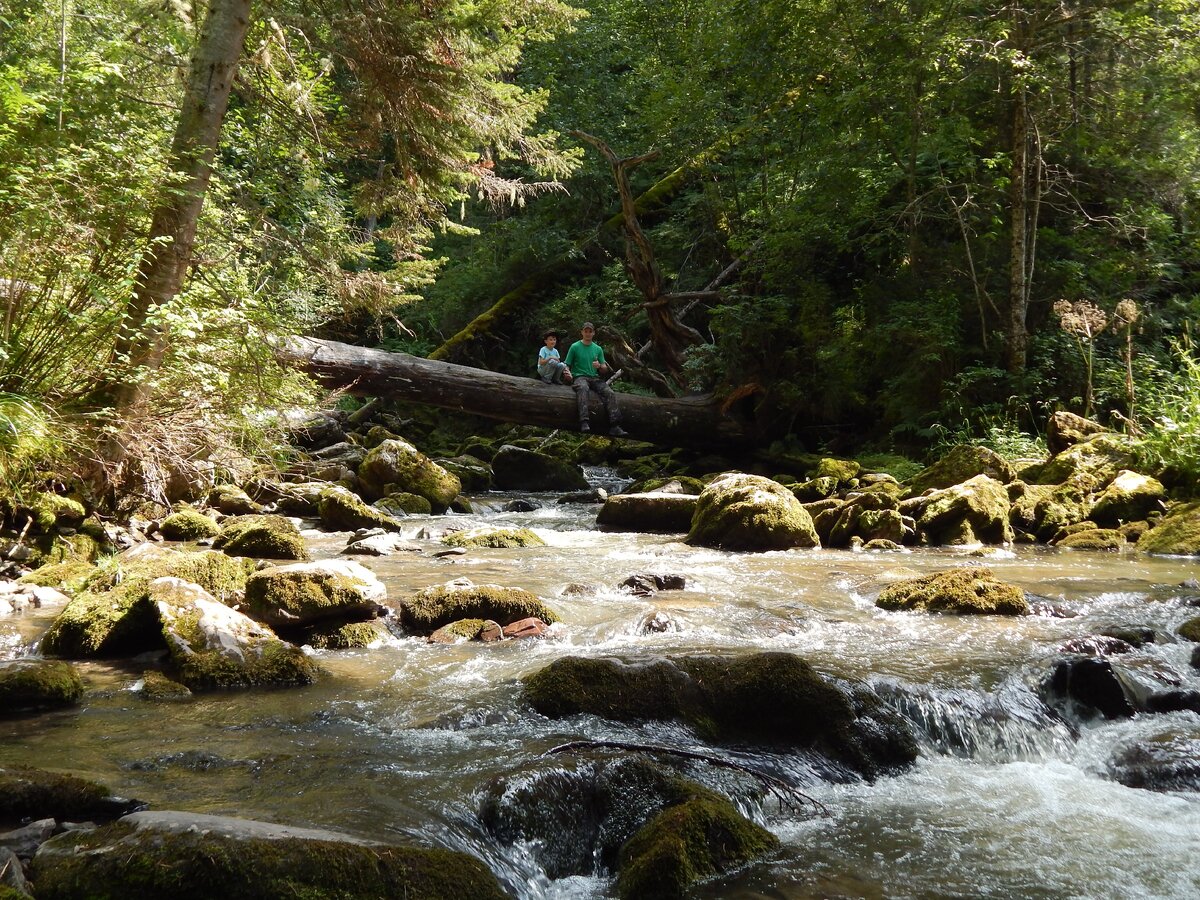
[109,0,253,408]
[1006,17,1031,375]
[275,337,754,449]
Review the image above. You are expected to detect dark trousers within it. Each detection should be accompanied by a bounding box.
[572,376,621,427]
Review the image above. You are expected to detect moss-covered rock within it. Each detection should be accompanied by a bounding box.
[814,457,861,485]
[159,507,221,541]
[1057,528,1127,551]
[302,620,391,650]
[1176,617,1200,642]
[151,578,320,691]
[136,670,193,702]
[822,492,906,548]
[876,567,1028,615]
[18,557,96,590]
[1137,502,1200,557]
[317,486,405,532]
[617,791,779,900]
[26,492,87,532]
[491,444,589,492]
[207,484,265,516]
[441,527,546,549]
[686,473,820,551]
[1088,470,1166,526]
[907,445,1016,495]
[401,580,560,635]
[41,549,254,658]
[625,476,705,496]
[30,812,508,900]
[211,514,309,561]
[428,618,489,643]
[1046,411,1108,454]
[522,653,917,777]
[243,560,386,629]
[1036,433,1137,487]
[909,475,1012,545]
[598,493,698,534]
[0,659,83,713]
[265,481,328,517]
[357,439,461,511]
[432,456,493,492]
[790,476,839,502]
[0,766,135,824]
[376,492,432,515]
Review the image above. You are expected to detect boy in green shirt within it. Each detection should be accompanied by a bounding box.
[562,322,626,436]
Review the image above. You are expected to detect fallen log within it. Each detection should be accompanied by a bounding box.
[275,337,753,450]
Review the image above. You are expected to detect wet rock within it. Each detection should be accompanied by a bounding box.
[1101,626,1157,648]
[1058,636,1133,656]
[1045,658,1136,719]
[1138,501,1200,556]
[375,492,430,516]
[558,488,608,504]
[212,514,308,561]
[822,492,906,548]
[1056,528,1127,551]
[358,439,462,511]
[1088,470,1166,526]
[30,811,508,900]
[639,611,679,634]
[1109,734,1200,792]
[433,455,493,492]
[302,619,391,650]
[0,659,84,714]
[207,484,264,516]
[597,492,698,534]
[522,653,917,778]
[559,582,595,597]
[344,532,420,556]
[0,845,30,892]
[431,547,466,558]
[479,621,504,642]
[317,486,405,533]
[907,445,1016,495]
[151,578,319,691]
[686,474,820,552]
[441,528,546,549]
[876,568,1028,615]
[619,574,687,597]
[502,617,550,639]
[158,508,220,541]
[0,767,143,824]
[428,618,488,643]
[1178,617,1200,642]
[136,671,193,702]
[502,499,540,512]
[400,580,559,635]
[243,560,386,630]
[491,445,589,492]
[909,475,1012,545]
[864,538,904,550]
[1192,646,1200,671]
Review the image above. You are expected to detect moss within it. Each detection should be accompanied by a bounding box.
[1036,433,1137,487]
[317,487,405,532]
[0,886,30,900]
[378,492,433,515]
[914,475,1012,545]
[303,620,390,650]
[137,670,193,702]
[442,528,546,549]
[358,439,462,509]
[1057,528,1127,551]
[17,556,95,589]
[0,659,84,712]
[30,820,508,900]
[24,492,87,532]
[432,457,492,492]
[686,473,820,551]
[0,766,114,822]
[790,476,839,502]
[1138,502,1200,556]
[876,567,1029,615]
[213,515,309,561]
[617,791,779,900]
[243,563,383,629]
[627,476,705,495]
[598,493,698,534]
[814,457,861,485]
[207,484,264,516]
[428,618,488,642]
[159,508,220,541]
[401,584,560,634]
[492,445,590,491]
[174,640,320,691]
[1177,617,1200,643]
[907,445,1016,495]
[1089,470,1166,526]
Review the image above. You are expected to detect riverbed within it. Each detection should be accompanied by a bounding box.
[3,482,1200,899]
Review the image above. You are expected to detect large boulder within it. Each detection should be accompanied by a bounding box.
[158,507,220,541]
[1056,528,1127,551]
[1109,735,1200,792]
[433,455,493,492]
[30,812,507,900]
[400,580,559,635]
[1035,433,1137,488]
[317,486,405,532]
[491,445,589,492]
[150,578,319,691]
[686,474,820,551]
[822,491,907,548]
[1008,482,1087,542]
[907,445,1016,495]
[242,560,386,630]
[0,659,83,714]
[1137,502,1200,556]
[1088,470,1166,526]
[522,653,917,779]
[212,514,309,561]
[1046,411,1108,455]
[41,549,253,658]
[357,439,461,511]
[441,528,546,549]
[207,484,265,516]
[876,567,1029,615]
[0,767,142,824]
[597,492,698,533]
[907,475,1012,545]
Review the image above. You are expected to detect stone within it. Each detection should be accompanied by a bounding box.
[0,818,55,859]
[303,620,391,650]
[1088,470,1167,526]
[1138,502,1200,556]
[478,621,504,642]
[0,659,84,713]
[790,476,840,502]
[25,493,87,532]
[243,560,386,630]
[639,611,679,633]
[907,445,1016,495]
[814,457,861,485]
[1044,658,1136,719]
[502,617,550,639]
[490,444,589,492]
[344,533,420,556]
[428,618,487,643]
[522,653,917,778]
[557,488,607,504]
[400,580,559,635]
[1179,618,1200,642]
[1109,734,1200,792]
[375,492,431,516]
[207,484,265,516]
[876,567,1028,615]
[30,812,508,900]
[619,574,686,596]
[0,766,142,823]
[1057,528,1127,551]
[212,514,309,561]
[440,528,546,549]
[150,578,320,691]
[686,473,820,552]
[1036,433,1137,488]
[909,475,1013,545]
[264,482,328,517]
[0,846,29,892]
[432,456,493,492]
[1058,635,1134,656]
[625,476,705,495]
[357,439,461,511]
[136,671,193,702]
[158,508,220,541]
[308,441,365,468]
[597,492,698,534]
[316,486,405,532]
[864,538,903,550]
[1046,411,1108,454]
[502,499,540,512]
[286,411,346,449]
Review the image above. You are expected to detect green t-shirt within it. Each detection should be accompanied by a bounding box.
[563,340,607,378]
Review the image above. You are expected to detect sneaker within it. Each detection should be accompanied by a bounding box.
[608,426,628,437]
[580,422,590,433]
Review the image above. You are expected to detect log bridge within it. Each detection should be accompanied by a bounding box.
[275,337,753,450]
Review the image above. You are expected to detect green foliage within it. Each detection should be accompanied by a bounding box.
[1136,339,1200,493]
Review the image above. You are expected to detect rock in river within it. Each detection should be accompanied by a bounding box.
[686,473,820,551]
[876,567,1029,615]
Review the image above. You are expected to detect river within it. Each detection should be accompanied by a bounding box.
[3,475,1200,899]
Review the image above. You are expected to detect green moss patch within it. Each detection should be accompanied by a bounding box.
[876,567,1028,615]
[0,766,117,823]
[401,583,559,635]
[303,620,390,650]
[1057,528,1127,551]
[317,487,405,532]
[213,515,309,561]
[1177,617,1200,642]
[441,528,546,549]
[1138,502,1200,556]
[159,508,220,541]
[137,670,193,702]
[686,473,820,551]
[357,438,462,510]
[0,659,83,713]
[243,561,385,629]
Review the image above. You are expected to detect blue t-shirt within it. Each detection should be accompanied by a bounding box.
[538,345,560,375]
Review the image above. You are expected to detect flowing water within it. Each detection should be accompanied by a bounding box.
[3,475,1200,899]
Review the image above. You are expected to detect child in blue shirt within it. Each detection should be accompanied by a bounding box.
[537,330,572,384]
